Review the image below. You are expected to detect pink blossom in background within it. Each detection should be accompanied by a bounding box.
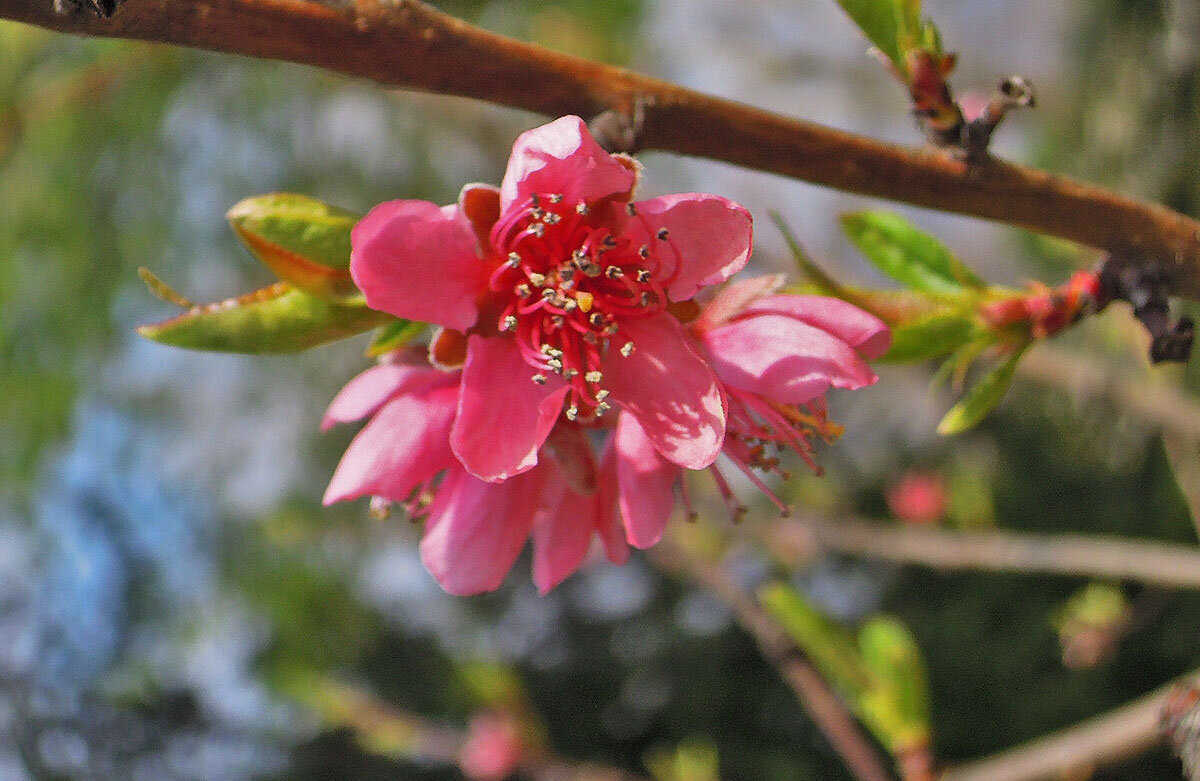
[350,115,752,483]
[609,276,891,549]
[321,352,626,596]
[458,711,525,781]
[886,470,948,526]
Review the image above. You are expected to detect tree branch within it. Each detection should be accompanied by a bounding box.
[651,536,898,781]
[941,670,1199,781]
[767,514,1200,590]
[8,0,1200,296]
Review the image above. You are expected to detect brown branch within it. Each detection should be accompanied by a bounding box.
[941,670,1200,781]
[651,536,898,781]
[305,677,652,781]
[767,515,1200,590]
[7,0,1200,296]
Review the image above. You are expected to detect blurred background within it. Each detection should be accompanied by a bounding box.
[3,0,1200,778]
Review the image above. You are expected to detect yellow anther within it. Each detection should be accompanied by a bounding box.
[576,291,594,313]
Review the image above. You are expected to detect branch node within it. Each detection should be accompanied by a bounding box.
[52,0,120,18]
[961,76,1036,161]
[588,97,649,155]
[1099,256,1195,364]
[1162,683,1200,781]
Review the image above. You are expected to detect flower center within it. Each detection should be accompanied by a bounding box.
[485,193,681,420]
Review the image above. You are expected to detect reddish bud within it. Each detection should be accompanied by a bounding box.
[459,712,524,781]
[886,470,948,526]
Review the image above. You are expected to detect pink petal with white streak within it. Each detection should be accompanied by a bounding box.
[499,116,637,211]
[742,294,892,359]
[703,313,878,405]
[602,313,725,470]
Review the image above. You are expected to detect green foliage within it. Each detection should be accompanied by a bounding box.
[840,211,983,296]
[881,312,978,363]
[833,0,915,73]
[757,582,932,756]
[136,284,395,354]
[646,738,720,781]
[367,319,427,358]
[0,32,184,494]
[227,193,360,299]
[1053,582,1129,632]
[857,618,931,751]
[937,346,1027,435]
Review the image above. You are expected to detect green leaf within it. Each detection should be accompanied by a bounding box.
[937,345,1027,435]
[758,582,872,695]
[366,319,426,358]
[882,312,976,363]
[857,617,931,751]
[835,0,904,72]
[137,283,395,354]
[227,193,361,299]
[841,211,984,295]
[645,739,720,781]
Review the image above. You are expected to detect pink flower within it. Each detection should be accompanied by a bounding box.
[321,352,627,595]
[886,470,948,525]
[610,276,891,547]
[350,116,752,483]
[459,711,525,781]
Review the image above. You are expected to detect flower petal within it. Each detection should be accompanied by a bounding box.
[451,335,570,482]
[691,274,786,333]
[531,476,598,594]
[603,313,725,469]
[627,193,752,301]
[703,313,878,404]
[499,116,637,211]
[742,295,892,359]
[594,443,631,565]
[420,465,546,596]
[458,183,501,253]
[320,362,433,431]
[351,199,488,331]
[615,413,680,548]
[543,423,597,497]
[323,384,459,504]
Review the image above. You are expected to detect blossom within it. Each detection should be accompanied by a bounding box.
[321,352,627,595]
[886,470,948,525]
[610,276,891,548]
[350,115,752,483]
[459,711,525,781]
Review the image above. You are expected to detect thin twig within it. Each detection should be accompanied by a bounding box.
[303,677,652,781]
[652,536,897,781]
[941,670,1200,781]
[767,515,1200,590]
[6,0,1200,294]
